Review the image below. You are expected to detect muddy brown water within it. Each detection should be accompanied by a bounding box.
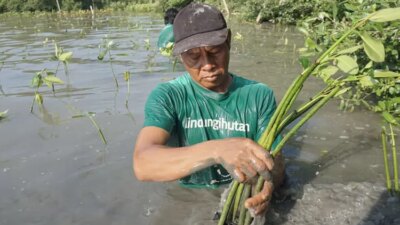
[0,11,399,225]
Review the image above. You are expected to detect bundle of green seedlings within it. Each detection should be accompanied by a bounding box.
[218,7,400,225]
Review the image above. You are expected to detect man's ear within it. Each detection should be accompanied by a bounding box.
[226,29,232,49]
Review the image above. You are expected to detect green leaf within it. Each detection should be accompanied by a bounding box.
[97,49,108,60]
[43,75,64,84]
[337,45,362,55]
[374,70,400,78]
[378,101,386,111]
[31,75,41,87]
[388,97,400,105]
[299,57,310,70]
[382,111,398,125]
[342,75,359,82]
[369,7,400,22]
[359,76,377,88]
[72,114,85,118]
[336,55,359,74]
[297,27,309,36]
[305,37,319,50]
[319,65,339,82]
[123,71,131,81]
[59,52,73,61]
[360,32,385,62]
[334,87,351,97]
[0,109,8,119]
[35,93,43,105]
[364,61,373,69]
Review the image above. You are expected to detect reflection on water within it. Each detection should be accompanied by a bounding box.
[0,11,397,225]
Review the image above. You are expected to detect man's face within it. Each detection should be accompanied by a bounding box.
[180,42,230,93]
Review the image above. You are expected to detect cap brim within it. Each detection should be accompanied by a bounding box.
[173,28,228,56]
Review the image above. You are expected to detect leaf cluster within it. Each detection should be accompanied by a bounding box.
[298,2,400,125]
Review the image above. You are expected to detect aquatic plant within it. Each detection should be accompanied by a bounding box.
[72,112,107,145]
[218,7,400,225]
[123,71,131,106]
[98,37,119,89]
[30,69,64,113]
[159,42,178,71]
[144,38,151,51]
[0,109,8,120]
[53,42,73,88]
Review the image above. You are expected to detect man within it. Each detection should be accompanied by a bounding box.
[134,2,284,217]
[157,7,178,50]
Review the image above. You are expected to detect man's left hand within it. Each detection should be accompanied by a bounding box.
[244,179,274,215]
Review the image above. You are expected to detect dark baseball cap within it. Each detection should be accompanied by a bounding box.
[173,2,229,55]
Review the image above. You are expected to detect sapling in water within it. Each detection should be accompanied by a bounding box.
[53,43,73,90]
[123,71,131,107]
[0,109,8,120]
[72,112,107,145]
[160,42,178,72]
[98,37,119,88]
[30,69,64,113]
[54,43,73,77]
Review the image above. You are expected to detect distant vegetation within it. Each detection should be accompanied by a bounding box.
[0,0,372,23]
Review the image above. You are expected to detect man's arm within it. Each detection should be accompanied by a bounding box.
[133,126,275,183]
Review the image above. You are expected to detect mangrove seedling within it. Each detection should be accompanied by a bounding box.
[72,112,107,145]
[144,38,151,51]
[54,43,73,77]
[98,38,119,88]
[160,42,178,72]
[0,109,8,120]
[30,69,64,113]
[123,71,131,107]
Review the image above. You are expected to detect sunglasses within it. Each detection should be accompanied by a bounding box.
[180,43,228,68]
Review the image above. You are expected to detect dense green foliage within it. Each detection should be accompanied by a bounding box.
[298,1,400,119]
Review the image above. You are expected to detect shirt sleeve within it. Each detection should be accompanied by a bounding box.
[144,84,176,133]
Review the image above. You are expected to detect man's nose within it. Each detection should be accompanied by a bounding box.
[199,54,215,70]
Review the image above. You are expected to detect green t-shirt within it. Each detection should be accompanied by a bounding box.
[157,24,174,49]
[144,72,278,188]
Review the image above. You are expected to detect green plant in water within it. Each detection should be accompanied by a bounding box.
[218,7,400,225]
[0,109,8,120]
[98,37,119,88]
[123,71,131,106]
[54,43,73,76]
[53,42,73,90]
[30,69,64,113]
[144,38,151,51]
[72,112,107,145]
[160,42,178,72]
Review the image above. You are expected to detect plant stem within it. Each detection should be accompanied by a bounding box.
[88,115,107,145]
[108,50,119,89]
[238,184,251,225]
[381,126,392,192]
[389,123,399,192]
[217,181,239,225]
[232,183,244,221]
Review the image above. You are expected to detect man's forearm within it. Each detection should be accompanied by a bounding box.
[134,141,219,182]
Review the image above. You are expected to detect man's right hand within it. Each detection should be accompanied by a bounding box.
[212,138,274,183]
